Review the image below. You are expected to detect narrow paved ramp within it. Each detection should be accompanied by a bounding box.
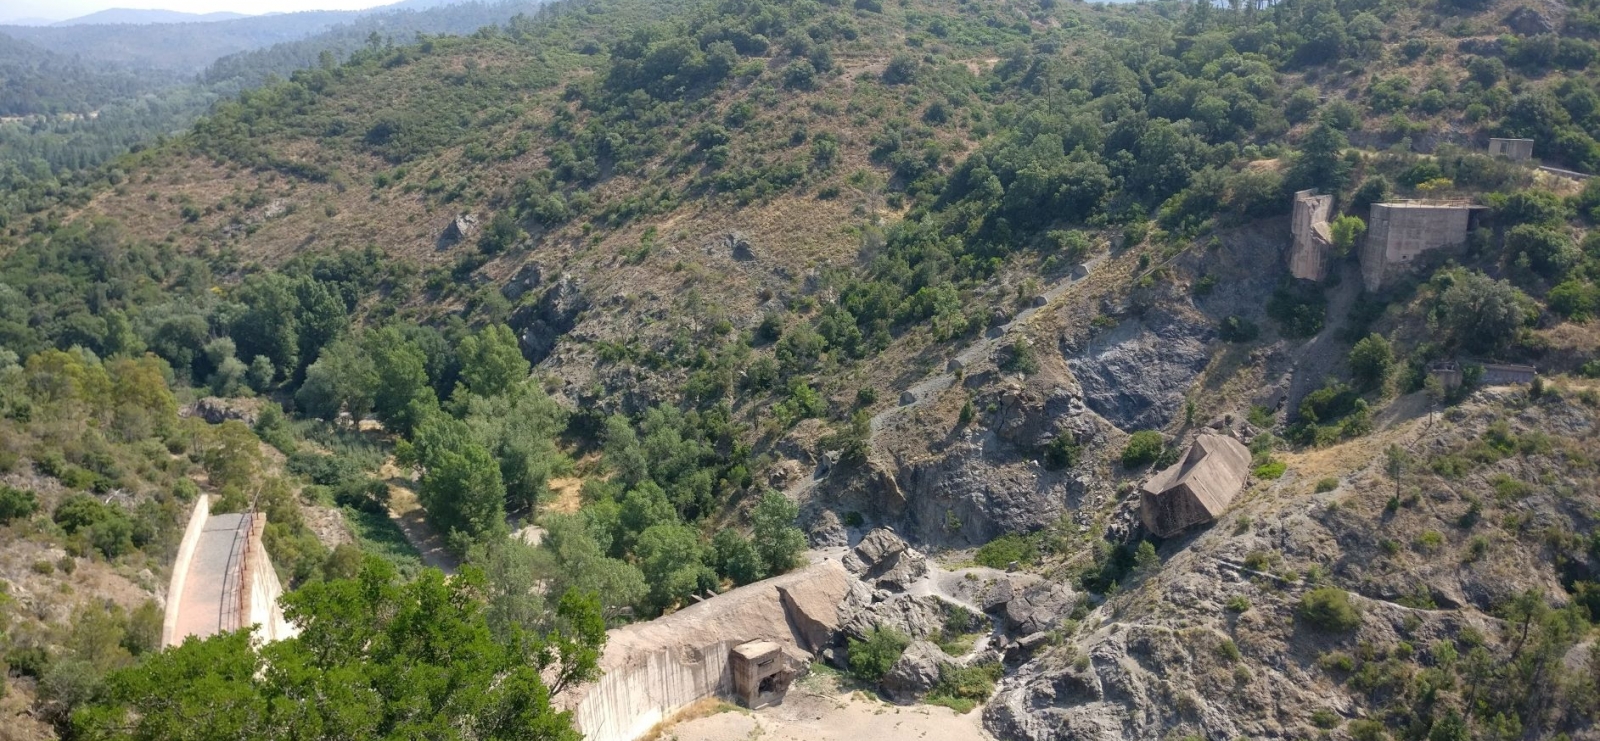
[170,512,250,642]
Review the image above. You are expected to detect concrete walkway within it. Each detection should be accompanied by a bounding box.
[169,512,250,643]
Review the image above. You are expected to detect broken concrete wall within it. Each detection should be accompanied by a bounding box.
[1288,190,1334,281]
[1140,434,1251,537]
[564,560,853,741]
[1360,202,1477,291]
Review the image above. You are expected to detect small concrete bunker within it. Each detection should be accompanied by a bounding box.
[1140,434,1252,537]
[730,640,794,708]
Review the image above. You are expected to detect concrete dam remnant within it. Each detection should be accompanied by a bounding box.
[1140,433,1252,538]
[564,559,853,741]
[161,494,297,648]
[1288,189,1335,281]
[1360,200,1486,291]
[566,527,1074,741]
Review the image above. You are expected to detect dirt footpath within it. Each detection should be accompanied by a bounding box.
[660,677,992,741]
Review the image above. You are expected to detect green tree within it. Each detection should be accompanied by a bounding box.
[295,336,377,422]
[1348,334,1394,391]
[367,326,438,436]
[405,413,509,547]
[1437,270,1532,353]
[1289,123,1352,193]
[72,559,594,741]
[751,491,805,576]
[710,529,765,585]
[463,381,568,514]
[538,514,647,622]
[634,523,715,613]
[1329,215,1365,256]
[456,324,528,399]
[229,274,300,380]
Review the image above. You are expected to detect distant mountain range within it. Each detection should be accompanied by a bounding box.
[51,8,254,26]
[0,0,496,71]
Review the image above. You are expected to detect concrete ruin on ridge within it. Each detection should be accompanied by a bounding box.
[1488,137,1535,161]
[1289,189,1335,281]
[1359,201,1486,291]
[1140,434,1252,538]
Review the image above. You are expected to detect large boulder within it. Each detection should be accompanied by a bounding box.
[881,640,952,703]
[844,528,929,591]
[838,591,950,642]
[1003,581,1079,635]
[440,213,478,247]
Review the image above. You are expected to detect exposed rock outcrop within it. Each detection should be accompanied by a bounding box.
[511,273,588,364]
[1067,312,1212,432]
[843,528,929,592]
[882,640,953,702]
[439,213,478,247]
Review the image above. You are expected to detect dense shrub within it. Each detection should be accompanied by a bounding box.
[0,485,39,524]
[1121,431,1165,468]
[1299,586,1363,632]
[975,533,1037,569]
[848,626,910,683]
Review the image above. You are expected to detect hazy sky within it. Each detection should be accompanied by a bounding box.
[1,0,396,23]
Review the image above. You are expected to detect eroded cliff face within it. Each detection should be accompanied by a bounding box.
[983,391,1600,740]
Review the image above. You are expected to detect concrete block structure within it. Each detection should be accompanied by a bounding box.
[1140,434,1252,538]
[564,561,854,741]
[1426,360,1464,392]
[1481,362,1536,385]
[1289,189,1335,281]
[162,496,296,648]
[1488,138,1535,161]
[1360,201,1486,291]
[730,640,794,709]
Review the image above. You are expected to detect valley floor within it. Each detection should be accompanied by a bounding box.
[661,674,992,741]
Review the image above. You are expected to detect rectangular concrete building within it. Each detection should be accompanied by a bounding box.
[1488,138,1535,161]
[1360,201,1485,291]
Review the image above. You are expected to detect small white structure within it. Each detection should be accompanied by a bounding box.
[1488,138,1535,162]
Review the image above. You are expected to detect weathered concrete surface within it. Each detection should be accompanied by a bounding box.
[1360,201,1481,291]
[162,496,297,647]
[167,509,250,645]
[1139,434,1251,537]
[1288,189,1333,281]
[161,493,211,647]
[565,560,855,741]
[1488,137,1534,161]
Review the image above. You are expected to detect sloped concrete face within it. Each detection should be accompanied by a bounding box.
[564,560,854,741]
[163,497,297,648]
[1139,434,1251,537]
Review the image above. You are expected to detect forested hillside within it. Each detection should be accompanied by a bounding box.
[1,0,1599,738]
[0,0,556,174]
